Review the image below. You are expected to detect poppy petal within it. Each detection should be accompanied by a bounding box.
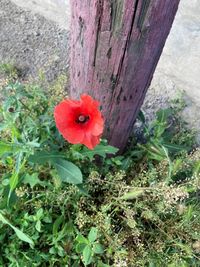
[54,94,104,149]
[82,132,100,149]
[62,128,85,144]
[92,121,104,136]
[81,94,99,108]
[54,101,73,124]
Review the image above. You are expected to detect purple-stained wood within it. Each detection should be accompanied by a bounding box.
[70,0,180,152]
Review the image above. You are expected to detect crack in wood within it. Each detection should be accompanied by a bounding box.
[110,0,123,36]
[137,0,150,31]
[76,16,84,45]
[93,0,104,67]
[116,86,123,104]
[115,0,139,86]
[108,0,140,117]
[107,47,112,59]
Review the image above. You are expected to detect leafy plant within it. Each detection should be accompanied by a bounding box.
[0,80,117,199]
[76,227,104,266]
[0,66,199,266]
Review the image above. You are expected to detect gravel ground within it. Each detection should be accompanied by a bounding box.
[0,0,69,82]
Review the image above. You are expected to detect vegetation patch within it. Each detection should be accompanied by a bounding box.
[0,67,199,266]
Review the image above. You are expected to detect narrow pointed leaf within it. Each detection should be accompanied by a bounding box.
[0,212,34,245]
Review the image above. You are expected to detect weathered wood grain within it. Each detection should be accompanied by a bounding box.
[70,0,180,151]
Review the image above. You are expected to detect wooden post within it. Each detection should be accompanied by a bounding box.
[70,0,180,152]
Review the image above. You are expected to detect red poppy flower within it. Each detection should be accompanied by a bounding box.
[54,94,104,149]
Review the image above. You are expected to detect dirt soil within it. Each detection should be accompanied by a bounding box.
[0,0,69,82]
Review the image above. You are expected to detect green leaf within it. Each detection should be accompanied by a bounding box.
[82,145,119,160]
[88,227,98,243]
[9,152,23,191]
[14,227,34,245]
[76,234,89,244]
[93,243,104,254]
[139,143,166,161]
[36,208,44,219]
[0,123,7,132]
[76,243,87,253]
[52,159,83,185]
[156,108,172,124]
[0,142,23,156]
[76,184,90,197]
[0,212,34,245]
[53,215,64,236]
[193,160,200,175]
[162,143,188,153]
[137,110,145,123]
[28,151,66,164]
[23,173,42,189]
[9,172,19,192]
[35,220,42,232]
[121,188,144,200]
[82,245,93,266]
[8,152,24,205]
[97,261,110,267]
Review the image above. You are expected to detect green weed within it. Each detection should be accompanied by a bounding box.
[0,66,199,266]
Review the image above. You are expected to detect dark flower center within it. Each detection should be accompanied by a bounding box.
[8,107,14,113]
[76,114,90,124]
